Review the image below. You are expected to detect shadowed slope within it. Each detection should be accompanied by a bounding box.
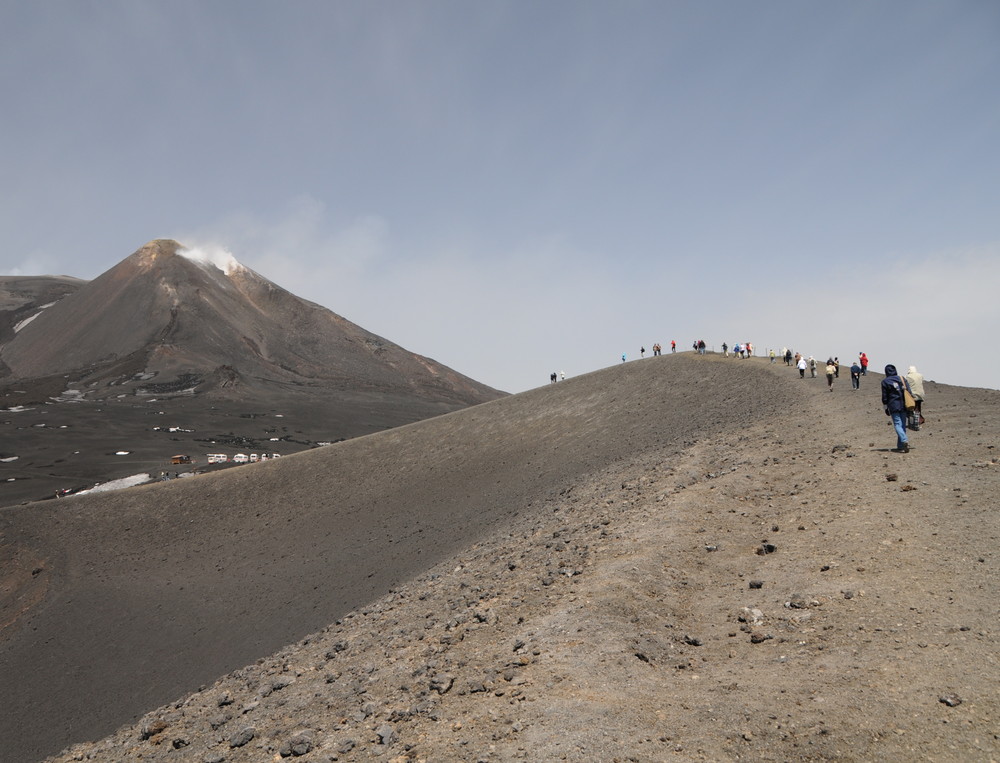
[0,354,803,761]
[0,275,84,357]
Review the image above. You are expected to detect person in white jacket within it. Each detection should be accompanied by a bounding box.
[905,366,926,427]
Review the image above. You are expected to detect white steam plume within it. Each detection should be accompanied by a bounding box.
[178,244,244,276]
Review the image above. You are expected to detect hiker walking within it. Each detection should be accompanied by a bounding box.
[859,352,869,376]
[881,364,913,453]
[809,356,817,378]
[850,360,862,390]
[825,359,836,391]
[797,355,807,378]
[905,365,926,429]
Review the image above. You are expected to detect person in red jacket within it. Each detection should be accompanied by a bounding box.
[859,352,869,376]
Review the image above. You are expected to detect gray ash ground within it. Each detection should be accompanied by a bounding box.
[4,355,998,762]
[0,388,454,507]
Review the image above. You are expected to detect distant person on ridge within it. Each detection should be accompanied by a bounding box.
[850,360,862,390]
[825,358,836,390]
[809,356,817,378]
[860,352,869,376]
[722,342,729,357]
[550,372,557,384]
[770,349,776,363]
[881,364,913,453]
[905,365,926,429]
[671,340,676,353]
[784,348,793,366]
[622,353,626,363]
[640,346,646,357]
[797,355,807,378]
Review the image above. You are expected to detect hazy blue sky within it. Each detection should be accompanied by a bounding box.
[3,1,998,392]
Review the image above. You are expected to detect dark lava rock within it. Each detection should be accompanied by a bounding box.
[279,730,315,757]
[229,727,255,748]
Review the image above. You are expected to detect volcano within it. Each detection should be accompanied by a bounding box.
[0,239,500,403]
[0,240,503,506]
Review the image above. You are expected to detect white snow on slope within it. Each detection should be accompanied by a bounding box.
[75,473,151,495]
[13,302,57,333]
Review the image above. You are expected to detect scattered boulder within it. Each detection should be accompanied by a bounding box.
[376,723,396,745]
[279,729,315,757]
[229,727,255,748]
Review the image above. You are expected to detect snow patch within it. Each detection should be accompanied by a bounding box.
[179,244,244,276]
[75,473,151,495]
[0,456,18,463]
[14,312,41,332]
[13,302,57,333]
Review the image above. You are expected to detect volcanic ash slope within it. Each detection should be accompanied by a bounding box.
[8,354,999,762]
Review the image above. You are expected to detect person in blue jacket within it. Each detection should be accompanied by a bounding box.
[850,361,862,390]
[881,364,913,453]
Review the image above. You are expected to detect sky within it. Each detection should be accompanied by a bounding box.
[2,1,998,393]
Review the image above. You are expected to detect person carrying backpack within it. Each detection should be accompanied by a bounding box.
[881,364,914,453]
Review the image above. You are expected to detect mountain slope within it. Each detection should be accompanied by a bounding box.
[0,274,85,354]
[5,355,998,762]
[1,354,801,760]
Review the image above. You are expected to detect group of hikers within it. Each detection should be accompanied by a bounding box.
[626,340,678,363]
[719,341,753,358]
[779,348,926,454]
[561,343,928,453]
[636,344,928,455]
